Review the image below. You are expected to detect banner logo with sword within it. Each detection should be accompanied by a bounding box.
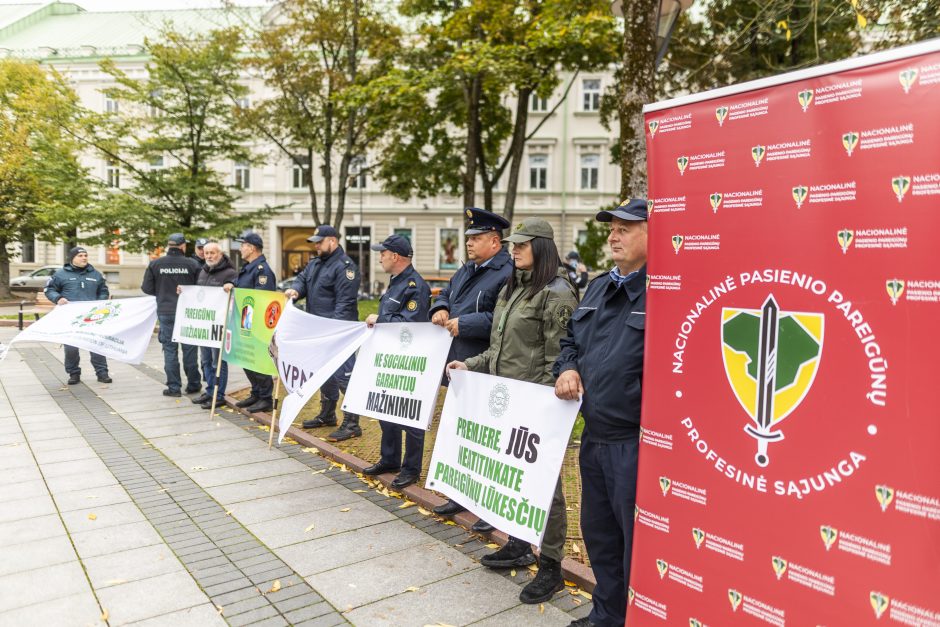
[721,295,824,467]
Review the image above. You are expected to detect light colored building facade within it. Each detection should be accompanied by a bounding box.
[2,2,620,291]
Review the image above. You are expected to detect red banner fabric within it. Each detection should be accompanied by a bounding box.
[632,43,940,626]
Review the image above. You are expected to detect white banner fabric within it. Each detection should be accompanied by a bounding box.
[425,369,581,546]
[273,304,373,444]
[171,285,229,347]
[2,296,157,364]
[342,322,452,430]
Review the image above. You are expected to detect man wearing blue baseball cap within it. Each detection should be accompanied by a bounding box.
[554,198,648,627]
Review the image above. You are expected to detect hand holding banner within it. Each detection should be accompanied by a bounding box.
[342,322,453,430]
[426,369,580,546]
[171,285,228,347]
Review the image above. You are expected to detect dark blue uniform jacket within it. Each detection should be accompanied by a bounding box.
[291,246,359,320]
[378,265,430,323]
[430,248,512,363]
[233,254,276,291]
[44,263,109,303]
[553,265,646,442]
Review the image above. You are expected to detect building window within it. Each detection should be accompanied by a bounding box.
[20,238,35,263]
[149,155,164,170]
[530,93,549,112]
[576,229,588,246]
[580,153,599,190]
[105,96,119,114]
[106,159,120,188]
[234,162,250,190]
[582,79,601,112]
[235,97,250,110]
[349,156,367,189]
[292,155,310,189]
[148,90,162,117]
[529,154,548,190]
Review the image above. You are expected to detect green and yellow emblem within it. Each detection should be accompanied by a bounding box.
[72,302,122,327]
[875,484,895,511]
[692,527,705,549]
[659,476,671,496]
[899,68,918,93]
[820,525,838,551]
[690,619,703,627]
[886,279,904,306]
[842,131,860,156]
[628,587,635,605]
[722,295,824,467]
[656,559,669,579]
[798,88,814,112]
[671,235,684,255]
[892,175,911,203]
[647,199,655,215]
[709,192,723,213]
[715,106,729,126]
[870,591,890,619]
[677,156,689,175]
[728,589,743,611]
[771,556,788,580]
[792,185,808,208]
[648,120,659,137]
[837,229,854,254]
[751,144,766,167]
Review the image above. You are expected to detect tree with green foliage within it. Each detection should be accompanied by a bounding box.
[72,28,273,253]
[240,0,401,229]
[0,59,92,299]
[574,215,610,271]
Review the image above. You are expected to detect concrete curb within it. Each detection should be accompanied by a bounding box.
[222,389,597,593]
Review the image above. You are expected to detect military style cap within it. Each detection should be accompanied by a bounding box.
[195,237,208,248]
[465,207,511,235]
[503,217,554,243]
[596,198,649,222]
[370,233,413,257]
[167,233,186,245]
[307,225,339,243]
[235,231,263,249]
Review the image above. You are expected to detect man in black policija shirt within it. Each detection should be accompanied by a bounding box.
[142,233,202,398]
[554,198,649,627]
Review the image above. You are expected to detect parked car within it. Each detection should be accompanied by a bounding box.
[276,276,297,292]
[10,265,59,289]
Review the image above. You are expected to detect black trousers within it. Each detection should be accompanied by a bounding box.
[378,421,425,476]
[579,435,639,627]
[244,368,273,402]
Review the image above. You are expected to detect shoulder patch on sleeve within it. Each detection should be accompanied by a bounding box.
[258,275,268,286]
[555,304,573,329]
[407,300,417,311]
[345,269,355,280]
[408,280,416,287]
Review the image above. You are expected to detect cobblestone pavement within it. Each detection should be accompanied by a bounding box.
[0,332,591,626]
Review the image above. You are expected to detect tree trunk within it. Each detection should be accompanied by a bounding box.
[463,74,482,209]
[305,148,321,225]
[501,86,532,225]
[0,239,12,301]
[619,0,658,199]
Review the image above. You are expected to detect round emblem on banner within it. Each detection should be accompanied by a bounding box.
[407,300,417,312]
[195,287,206,303]
[489,383,510,418]
[399,327,413,348]
[264,301,282,329]
[72,303,121,327]
[345,269,355,281]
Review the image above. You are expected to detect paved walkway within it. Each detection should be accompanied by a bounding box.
[0,332,591,626]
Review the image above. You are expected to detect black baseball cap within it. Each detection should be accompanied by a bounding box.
[370,234,413,257]
[465,207,510,235]
[235,231,263,248]
[167,233,186,245]
[307,225,339,243]
[195,238,208,248]
[595,198,649,222]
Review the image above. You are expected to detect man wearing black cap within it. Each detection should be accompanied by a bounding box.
[44,247,112,385]
[284,225,362,440]
[142,233,203,397]
[224,231,277,413]
[362,234,431,489]
[553,198,649,627]
[194,238,208,263]
[563,251,589,293]
[429,207,512,527]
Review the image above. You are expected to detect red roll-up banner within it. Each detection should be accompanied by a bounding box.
[632,40,940,626]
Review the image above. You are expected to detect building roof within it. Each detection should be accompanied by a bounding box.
[0,1,265,61]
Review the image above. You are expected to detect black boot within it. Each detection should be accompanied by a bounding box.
[480,537,535,569]
[519,556,564,603]
[67,373,80,385]
[235,395,259,408]
[326,413,362,442]
[302,399,338,429]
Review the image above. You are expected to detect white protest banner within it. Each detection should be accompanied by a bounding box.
[1,296,157,364]
[273,304,373,444]
[342,323,452,430]
[425,369,580,546]
[171,285,228,347]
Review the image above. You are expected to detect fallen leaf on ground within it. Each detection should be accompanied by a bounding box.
[108,411,117,415]
[340,508,351,513]
[283,438,298,445]
[304,523,315,533]
[353,489,366,493]
[510,569,517,577]
[539,604,545,614]
[405,586,420,592]
[225,510,233,516]
[216,605,224,615]
[268,580,281,593]
[175,400,181,404]
[486,543,499,549]
[312,469,326,474]
[573,598,582,605]
[443,520,456,526]
[576,589,593,600]
[88,513,97,520]
[105,579,127,585]
[417,507,431,516]
[86,495,99,500]
[301,447,317,454]
[564,580,577,587]
[100,609,109,621]
[399,501,416,509]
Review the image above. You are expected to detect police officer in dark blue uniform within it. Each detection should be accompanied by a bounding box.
[553,199,649,627]
[223,231,277,413]
[430,207,512,527]
[361,234,431,490]
[284,225,363,441]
